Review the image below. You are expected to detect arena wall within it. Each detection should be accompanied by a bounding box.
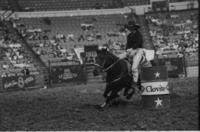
[10,1,198,18]
[12,7,131,18]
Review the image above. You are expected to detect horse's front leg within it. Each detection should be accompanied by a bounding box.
[103,83,112,98]
[100,88,120,108]
[100,92,119,108]
[100,83,112,108]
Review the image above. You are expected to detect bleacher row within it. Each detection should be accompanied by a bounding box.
[0,0,9,10]
[15,14,131,66]
[0,20,39,75]
[145,10,198,66]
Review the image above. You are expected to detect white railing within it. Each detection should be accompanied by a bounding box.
[12,7,132,18]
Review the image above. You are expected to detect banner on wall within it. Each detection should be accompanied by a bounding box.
[50,64,86,84]
[2,74,36,90]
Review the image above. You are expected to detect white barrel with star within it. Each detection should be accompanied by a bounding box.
[140,66,170,109]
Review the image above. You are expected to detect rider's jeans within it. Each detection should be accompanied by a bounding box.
[119,48,151,83]
[131,49,144,83]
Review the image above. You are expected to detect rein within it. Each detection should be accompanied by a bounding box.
[102,58,121,72]
[94,53,126,84]
[93,58,121,73]
[94,58,123,84]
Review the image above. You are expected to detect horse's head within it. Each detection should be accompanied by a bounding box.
[93,48,107,76]
[95,47,118,70]
[93,47,119,76]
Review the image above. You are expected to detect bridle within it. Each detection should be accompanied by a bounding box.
[94,56,121,73]
[94,55,124,84]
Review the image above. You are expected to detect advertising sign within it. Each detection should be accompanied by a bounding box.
[2,75,35,90]
[50,64,86,84]
[141,81,169,95]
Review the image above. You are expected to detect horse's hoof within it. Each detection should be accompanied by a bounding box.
[96,105,105,110]
[100,102,107,108]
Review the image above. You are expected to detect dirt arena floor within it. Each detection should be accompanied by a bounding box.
[0,77,198,130]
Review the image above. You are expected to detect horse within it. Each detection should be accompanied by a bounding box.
[94,48,136,108]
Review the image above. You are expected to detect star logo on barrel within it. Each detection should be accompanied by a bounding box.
[154,72,160,78]
[154,97,162,107]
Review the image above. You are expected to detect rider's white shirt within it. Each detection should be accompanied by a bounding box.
[119,48,155,62]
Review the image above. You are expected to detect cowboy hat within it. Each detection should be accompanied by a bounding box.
[126,21,140,30]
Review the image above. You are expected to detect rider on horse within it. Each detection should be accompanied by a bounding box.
[94,21,155,108]
[119,21,155,87]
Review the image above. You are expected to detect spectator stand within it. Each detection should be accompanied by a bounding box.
[0,16,45,92]
[145,9,198,77]
[14,13,133,65]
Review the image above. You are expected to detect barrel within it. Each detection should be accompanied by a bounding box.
[140,66,170,109]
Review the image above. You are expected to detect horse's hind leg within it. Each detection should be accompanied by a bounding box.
[124,87,132,96]
[126,89,135,100]
[103,83,113,98]
[124,79,135,97]
[126,79,142,99]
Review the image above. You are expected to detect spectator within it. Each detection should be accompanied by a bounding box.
[22,66,30,76]
[78,34,85,42]
[2,62,9,69]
